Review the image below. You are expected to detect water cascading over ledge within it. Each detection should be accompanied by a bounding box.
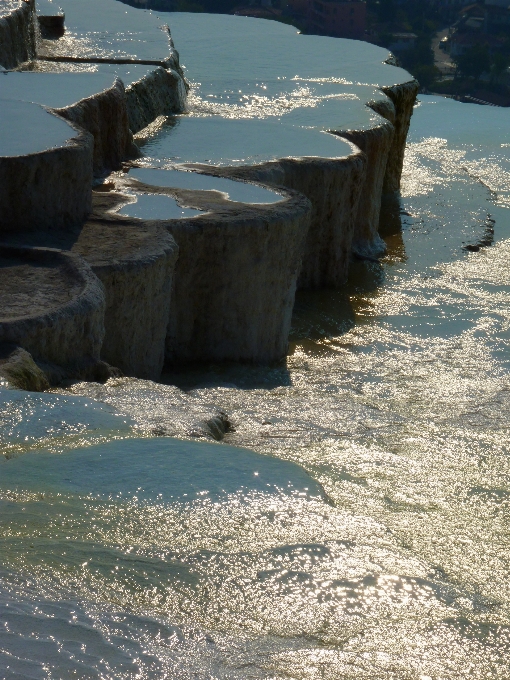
[0,0,418,380]
[0,0,36,69]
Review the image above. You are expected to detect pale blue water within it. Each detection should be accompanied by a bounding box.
[37,0,171,61]
[117,193,203,220]
[1,4,510,676]
[0,99,75,155]
[0,68,160,108]
[128,168,284,204]
[139,115,353,167]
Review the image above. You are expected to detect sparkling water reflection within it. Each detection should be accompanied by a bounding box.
[1,96,510,678]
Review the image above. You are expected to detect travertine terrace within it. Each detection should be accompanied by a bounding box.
[0,0,418,385]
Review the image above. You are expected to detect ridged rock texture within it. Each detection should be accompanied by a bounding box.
[0,104,93,234]
[0,0,35,69]
[0,246,105,369]
[381,80,420,194]
[73,191,179,380]
[186,148,367,291]
[110,174,313,364]
[340,118,395,258]
[126,66,188,134]
[53,79,136,176]
[165,193,311,364]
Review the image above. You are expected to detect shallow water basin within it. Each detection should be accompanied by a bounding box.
[0,99,75,156]
[128,168,284,204]
[116,193,203,220]
[0,437,324,503]
[141,116,353,167]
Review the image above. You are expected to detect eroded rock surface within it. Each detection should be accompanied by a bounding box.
[0,344,50,392]
[0,100,93,233]
[93,170,312,365]
[0,246,105,370]
[0,0,35,69]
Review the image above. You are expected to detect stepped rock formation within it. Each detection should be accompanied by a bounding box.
[0,0,418,382]
[0,0,35,69]
[73,196,180,380]
[0,100,93,233]
[0,246,105,369]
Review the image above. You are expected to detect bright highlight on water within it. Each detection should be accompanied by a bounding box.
[1,4,510,680]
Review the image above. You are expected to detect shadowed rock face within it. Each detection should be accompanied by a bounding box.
[0,345,50,391]
[53,78,137,175]
[214,152,368,289]
[0,0,36,69]
[73,191,180,380]
[0,246,105,369]
[125,66,187,134]
[0,101,93,233]
[380,81,420,194]
[340,121,395,258]
[106,170,313,365]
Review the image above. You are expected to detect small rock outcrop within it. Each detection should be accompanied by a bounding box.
[0,344,50,391]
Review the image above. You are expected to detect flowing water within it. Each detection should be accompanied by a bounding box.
[1,89,510,677]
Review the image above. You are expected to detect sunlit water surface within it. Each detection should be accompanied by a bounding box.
[1,97,510,678]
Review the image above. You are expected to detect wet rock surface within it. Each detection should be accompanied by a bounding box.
[62,377,233,440]
[0,0,417,379]
[0,0,35,69]
[0,344,50,392]
[90,172,312,366]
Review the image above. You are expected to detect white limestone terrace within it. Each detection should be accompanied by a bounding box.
[0,0,419,375]
[0,66,165,107]
[136,13,418,272]
[36,0,180,66]
[0,245,105,371]
[165,13,417,183]
[102,166,312,365]
[0,67,187,169]
[0,98,93,232]
[0,97,74,155]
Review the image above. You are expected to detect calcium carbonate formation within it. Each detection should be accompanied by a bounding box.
[0,0,418,385]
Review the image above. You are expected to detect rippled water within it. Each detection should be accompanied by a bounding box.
[1,94,510,678]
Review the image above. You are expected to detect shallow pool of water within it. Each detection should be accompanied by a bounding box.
[128,168,284,204]
[140,115,353,167]
[0,99,75,155]
[116,193,203,220]
[164,12,409,132]
[38,0,171,62]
